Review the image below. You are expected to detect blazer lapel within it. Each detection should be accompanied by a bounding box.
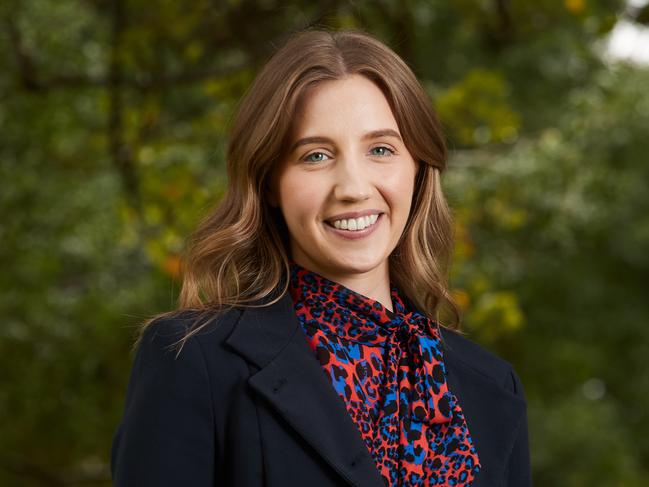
[224,291,385,487]
[440,330,527,486]
[225,290,526,487]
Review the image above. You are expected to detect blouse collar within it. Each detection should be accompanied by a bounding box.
[288,259,408,333]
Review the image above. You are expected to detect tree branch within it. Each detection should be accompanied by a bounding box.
[4,13,250,93]
[107,0,141,214]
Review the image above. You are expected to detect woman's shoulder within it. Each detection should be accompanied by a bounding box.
[438,326,523,395]
[136,306,246,358]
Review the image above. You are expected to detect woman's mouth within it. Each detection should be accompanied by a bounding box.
[324,213,384,240]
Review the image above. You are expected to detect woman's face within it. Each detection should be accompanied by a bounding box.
[268,74,418,281]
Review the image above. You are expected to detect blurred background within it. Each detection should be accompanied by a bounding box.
[1,0,648,485]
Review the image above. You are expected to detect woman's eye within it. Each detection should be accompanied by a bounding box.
[303,152,330,164]
[370,146,395,157]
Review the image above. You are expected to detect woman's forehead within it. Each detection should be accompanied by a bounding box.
[290,75,399,140]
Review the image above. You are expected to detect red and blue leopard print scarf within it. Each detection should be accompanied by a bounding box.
[288,259,481,486]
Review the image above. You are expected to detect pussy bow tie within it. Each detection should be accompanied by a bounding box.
[288,261,456,427]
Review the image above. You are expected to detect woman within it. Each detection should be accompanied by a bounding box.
[111,28,531,486]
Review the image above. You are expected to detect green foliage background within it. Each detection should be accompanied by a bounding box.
[1,0,648,485]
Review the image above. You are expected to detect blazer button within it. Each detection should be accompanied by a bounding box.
[272,377,287,393]
[350,450,366,467]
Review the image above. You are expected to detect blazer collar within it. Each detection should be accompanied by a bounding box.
[225,291,384,486]
[224,291,524,487]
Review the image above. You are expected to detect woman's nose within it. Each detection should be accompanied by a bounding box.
[332,155,372,202]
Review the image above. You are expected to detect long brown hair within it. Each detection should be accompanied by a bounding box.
[136,27,462,353]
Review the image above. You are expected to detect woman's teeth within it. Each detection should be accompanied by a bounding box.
[330,214,379,231]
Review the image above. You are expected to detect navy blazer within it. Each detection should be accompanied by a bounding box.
[111,290,531,486]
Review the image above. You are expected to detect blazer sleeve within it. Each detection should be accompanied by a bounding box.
[111,318,216,486]
[503,368,532,486]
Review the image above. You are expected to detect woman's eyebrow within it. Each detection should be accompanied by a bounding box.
[363,129,402,142]
[289,128,402,153]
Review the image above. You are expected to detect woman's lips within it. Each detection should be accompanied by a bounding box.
[324,213,384,240]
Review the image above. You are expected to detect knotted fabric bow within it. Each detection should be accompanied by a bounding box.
[288,260,482,486]
[288,260,455,427]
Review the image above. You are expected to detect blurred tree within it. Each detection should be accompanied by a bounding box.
[1,0,646,485]
[446,64,649,485]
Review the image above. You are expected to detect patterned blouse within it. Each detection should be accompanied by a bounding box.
[288,260,481,486]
